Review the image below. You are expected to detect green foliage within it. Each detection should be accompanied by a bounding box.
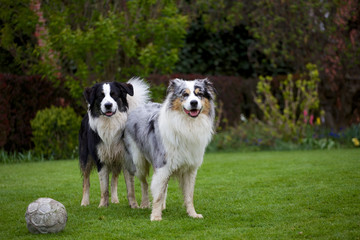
[254,63,321,142]
[0,149,45,164]
[208,117,275,152]
[208,121,360,152]
[240,0,360,80]
[34,0,188,100]
[179,0,244,32]
[30,106,81,160]
[175,20,255,77]
[242,0,336,72]
[209,118,302,152]
[0,0,38,74]
[301,138,337,150]
[149,83,167,103]
[343,123,360,140]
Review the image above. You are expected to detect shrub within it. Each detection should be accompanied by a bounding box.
[174,19,258,77]
[254,63,321,142]
[207,113,360,152]
[0,79,10,148]
[207,121,344,152]
[149,83,167,103]
[30,0,188,101]
[309,123,360,148]
[31,106,81,160]
[207,117,277,152]
[0,74,79,152]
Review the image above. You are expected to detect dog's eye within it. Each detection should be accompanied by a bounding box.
[110,92,115,97]
[197,92,204,98]
[101,92,105,97]
[183,93,189,98]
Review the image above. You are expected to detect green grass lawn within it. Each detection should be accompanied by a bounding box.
[0,149,359,239]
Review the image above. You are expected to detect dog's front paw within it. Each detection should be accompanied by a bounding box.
[140,201,151,209]
[150,214,162,221]
[189,213,203,219]
[130,202,139,209]
[98,199,109,207]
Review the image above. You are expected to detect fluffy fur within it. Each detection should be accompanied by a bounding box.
[79,77,149,208]
[124,78,216,221]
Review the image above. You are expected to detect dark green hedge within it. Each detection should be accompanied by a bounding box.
[0,74,78,152]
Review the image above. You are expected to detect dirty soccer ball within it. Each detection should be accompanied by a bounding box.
[25,198,67,234]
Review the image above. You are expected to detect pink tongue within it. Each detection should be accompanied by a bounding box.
[190,110,199,117]
[105,112,113,116]
[184,109,200,117]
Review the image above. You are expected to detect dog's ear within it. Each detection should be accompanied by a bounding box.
[167,78,182,95]
[84,86,95,105]
[115,82,134,96]
[202,78,217,99]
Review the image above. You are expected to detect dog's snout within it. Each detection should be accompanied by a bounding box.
[190,100,198,108]
[104,103,113,110]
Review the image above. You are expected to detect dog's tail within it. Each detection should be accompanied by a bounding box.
[126,77,150,111]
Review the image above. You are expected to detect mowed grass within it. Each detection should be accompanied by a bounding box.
[0,149,359,240]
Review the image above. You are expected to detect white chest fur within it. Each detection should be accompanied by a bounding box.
[158,106,214,172]
[88,111,127,165]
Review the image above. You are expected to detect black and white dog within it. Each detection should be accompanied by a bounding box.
[79,78,149,208]
[124,78,216,221]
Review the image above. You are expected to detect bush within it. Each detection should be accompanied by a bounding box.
[149,83,167,103]
[174,19,258,77]
[207,118,360,152]
[31,106,81,160]
[254,63,321,143]
[207,117,277,152]
[0,74,79,152]
[30,0,188,101]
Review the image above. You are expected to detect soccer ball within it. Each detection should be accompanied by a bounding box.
[25,198,67,234]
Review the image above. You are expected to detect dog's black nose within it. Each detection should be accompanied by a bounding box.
[104,103,112,110]
[190,100,198,108]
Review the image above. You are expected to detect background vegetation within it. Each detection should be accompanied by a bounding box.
[31,106,81,159]
[0,0,359,157]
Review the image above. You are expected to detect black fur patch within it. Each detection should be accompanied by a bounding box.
[148,119,155,134]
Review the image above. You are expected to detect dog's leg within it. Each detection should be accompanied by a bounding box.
[180,168,203,219]
[111,169,120,204]
[81,160,92,206]
[81,172,90,206]
[128,140,150,209]
[123,169,139,208]
[162,183,168,210]
[138,161,150,208]
[150,168,170,221]
[98,165,109,207]
[139,176,150,209]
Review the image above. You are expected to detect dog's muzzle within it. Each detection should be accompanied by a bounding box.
[183,108,201,118]
[103,103,116,117]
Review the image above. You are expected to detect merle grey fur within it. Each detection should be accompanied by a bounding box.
[124,102,167,169]
[124,78,216,170]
